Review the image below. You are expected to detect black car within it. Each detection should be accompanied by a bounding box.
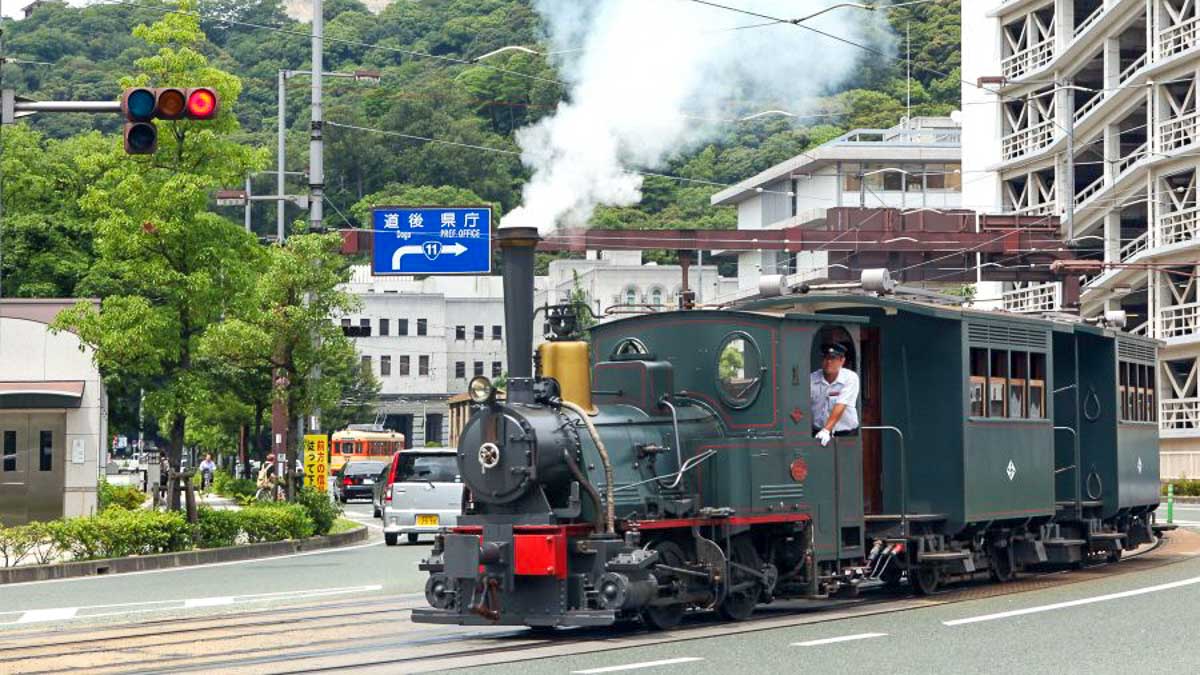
[334,460,387,503]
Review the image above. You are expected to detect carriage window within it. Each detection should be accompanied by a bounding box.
[1146,365,1157,422]
[1028,353,1046,419]
[1009,352,1028,419]
[1119,361,1156,422]
[716,333,764,409]
[989,350,1008,417]
[969,349,987,417]
[1119,363,1129,420]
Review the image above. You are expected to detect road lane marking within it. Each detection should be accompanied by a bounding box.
[944,575,1200,626]
[0,585,384,626]
[17,608,77,623]
[792,632,888,647]
[0,539,384,588]
[572,657,704,674]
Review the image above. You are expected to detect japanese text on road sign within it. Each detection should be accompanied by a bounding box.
[372,207,492,275]
[303,435,328,492]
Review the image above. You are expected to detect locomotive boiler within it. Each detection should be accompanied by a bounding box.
[412,226,1169,629]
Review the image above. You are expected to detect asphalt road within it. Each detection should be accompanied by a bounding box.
[1,504,1198,673]
[1166,502,1200,527]
[452,547,1200,675]
[0,499,432,629]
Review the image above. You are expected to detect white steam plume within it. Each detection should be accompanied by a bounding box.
[501,0,891,233]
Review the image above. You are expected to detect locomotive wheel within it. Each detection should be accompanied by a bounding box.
[718,537,761,622]
[990,544,1016,583]
[643,541,688,631]
[911,565,940,595]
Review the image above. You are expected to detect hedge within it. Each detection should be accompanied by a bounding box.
[0,501,337,567]
[1163,479,1200,497]
[211,471,257,500]
[98,480,147,512]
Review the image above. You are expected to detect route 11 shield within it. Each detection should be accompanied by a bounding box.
[371,206,492,276]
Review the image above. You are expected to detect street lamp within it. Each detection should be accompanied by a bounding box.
[276,69,380,242]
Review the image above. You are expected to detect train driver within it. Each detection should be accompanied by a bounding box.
[811,343,860,446]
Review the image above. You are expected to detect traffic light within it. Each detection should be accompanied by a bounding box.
[120,87,221,155]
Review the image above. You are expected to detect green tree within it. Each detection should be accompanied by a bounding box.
[198,232,378,492]
[53,1,266,511]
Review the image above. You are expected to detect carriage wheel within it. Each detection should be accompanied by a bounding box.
[1106,547,1123,563]
[990,543,1016,583]
[911,565,940,595]
[643,541,688,631]
[718,537,760,622]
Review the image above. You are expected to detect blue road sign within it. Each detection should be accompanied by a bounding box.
[371,207,492,275]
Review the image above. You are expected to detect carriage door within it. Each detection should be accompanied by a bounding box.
[0,414,29,524]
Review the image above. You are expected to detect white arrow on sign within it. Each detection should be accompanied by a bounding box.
[391,242,468,270]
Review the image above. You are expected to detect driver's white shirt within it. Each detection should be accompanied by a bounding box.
[810,368,860,432]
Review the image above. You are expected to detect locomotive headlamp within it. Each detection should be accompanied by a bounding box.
[468,376,495,404]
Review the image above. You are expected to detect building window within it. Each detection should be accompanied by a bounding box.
[455,361,465,379]
[790,178,798,217]
[650,287,663,308]
[455,325,465,340]
[492,325,502,340]
[380,355,391,376]
[2,430,14,472]
[843,162,862,192]
[419,355,429,376]
[425,414,444,445]
[379,318,390,336]
[399,355,411,376]
[340,318,351,328]
[905,164,923,193]
[39,431,52,472]
[359,318,371,337]
[882,169,903,192]
[624,287,638,305]
[474,361,484,376]
[417,318,428,336]
[492,361,502,378]
[361,355,372,374]
[473,325,484,340]
[398,319,409,336]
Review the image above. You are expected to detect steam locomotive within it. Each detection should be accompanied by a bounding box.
[412,226,1168,629]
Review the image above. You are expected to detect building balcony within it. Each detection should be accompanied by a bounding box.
[1002,119,1056,161]
[1157,204,1200,247]
[1159,110,1200,154]
[1002,40,1055,81]
[1120,231,1149,262]
[1002,282,1060,313]
[1161,397,1200,438]
[1156,301,1200,342]
[1159,15,1200,62]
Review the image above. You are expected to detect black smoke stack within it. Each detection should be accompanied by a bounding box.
[498,226,540,381]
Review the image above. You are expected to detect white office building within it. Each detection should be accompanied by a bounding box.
[962,0,1200,476]
[710,117,963,298]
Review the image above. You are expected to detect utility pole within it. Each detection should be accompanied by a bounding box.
[310,0,324,236]
[244,175,252,233]
[278,69,287,242]
[1062,78,1077,243]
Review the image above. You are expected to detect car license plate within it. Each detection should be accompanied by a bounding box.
[363,478,374,485]
[416,514,439,527]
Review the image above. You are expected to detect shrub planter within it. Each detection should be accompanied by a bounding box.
[0,525,367,584]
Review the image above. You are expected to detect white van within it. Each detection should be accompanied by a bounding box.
[378,448,462,546]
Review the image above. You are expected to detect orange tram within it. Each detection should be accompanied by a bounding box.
[329,426,406,474]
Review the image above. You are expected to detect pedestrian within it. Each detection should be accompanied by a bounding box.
[199,453,216,492]
[256,453,278,501]
[159,451,171,500]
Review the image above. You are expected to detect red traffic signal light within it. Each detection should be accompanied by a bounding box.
[185,88,218,120]
[120,87,221,154]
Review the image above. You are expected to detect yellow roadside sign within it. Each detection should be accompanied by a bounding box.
[303,434,329,491]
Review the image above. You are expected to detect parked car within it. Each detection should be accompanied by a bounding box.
[376,448,462,546]
[333,460,387,503]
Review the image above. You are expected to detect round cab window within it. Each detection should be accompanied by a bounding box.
[716,333,763,408]
[611,338,649,359]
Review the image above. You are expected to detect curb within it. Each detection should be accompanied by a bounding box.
[0,525,369,585]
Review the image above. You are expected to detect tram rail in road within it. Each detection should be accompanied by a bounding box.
[0,530,1195,674]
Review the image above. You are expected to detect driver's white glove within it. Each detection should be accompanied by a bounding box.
[815,428,832,447]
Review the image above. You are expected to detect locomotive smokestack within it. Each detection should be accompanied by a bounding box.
[498,226,541,380]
